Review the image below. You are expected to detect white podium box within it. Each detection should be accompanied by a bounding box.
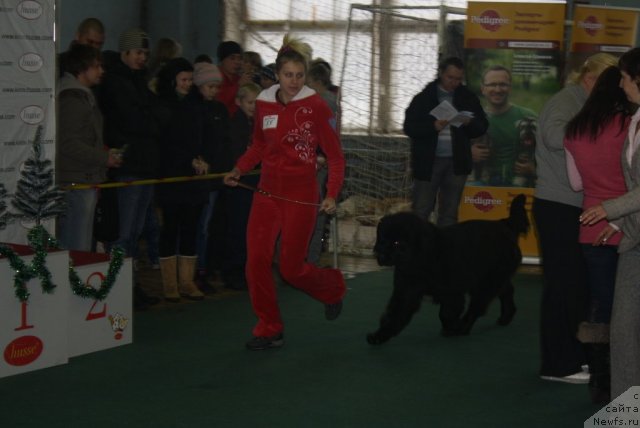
[0,248,70,378]
[67,252,133,357]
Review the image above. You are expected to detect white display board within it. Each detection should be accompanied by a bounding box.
[0,250,70,378]
[68,253,133,357]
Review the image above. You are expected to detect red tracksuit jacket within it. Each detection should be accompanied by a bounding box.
[235,85,345,201]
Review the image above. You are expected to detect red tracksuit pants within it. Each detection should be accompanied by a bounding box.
[246,191,346,337]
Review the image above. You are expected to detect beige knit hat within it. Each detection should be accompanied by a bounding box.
[118,28,150,52]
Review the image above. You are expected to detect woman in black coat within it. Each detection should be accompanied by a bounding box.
[156,57,222,302]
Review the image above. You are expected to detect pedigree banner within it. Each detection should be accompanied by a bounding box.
[571,4,639,54]
[461,2,566,259]
[464,2,565,50]
[459,187,538,259]
[0,1,56,244]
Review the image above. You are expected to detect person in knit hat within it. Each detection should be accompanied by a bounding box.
[193,62,222,90]
[100,27,165,309]
[156,57,193,101]
[217,41,243,63]
[154,56,213,302]
[119,28,150,52]
[190,61,231,292]
[215,40,251,115]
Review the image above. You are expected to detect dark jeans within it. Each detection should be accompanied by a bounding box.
[132,200,160,264]
[113,178,153,257]
[196,191,219,271]
[533,197,588,377]
[412,157,467,226]
[582,244,618,324]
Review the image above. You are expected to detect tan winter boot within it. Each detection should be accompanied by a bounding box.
[178,256,205,300]
[160,256,180,302]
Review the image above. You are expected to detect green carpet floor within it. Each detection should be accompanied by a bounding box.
[0,270,601,427]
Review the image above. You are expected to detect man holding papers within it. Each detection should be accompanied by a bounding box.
[403,57,488,226]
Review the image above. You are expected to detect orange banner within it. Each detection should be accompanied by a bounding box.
[571,5,639,53]
[465,2,565,50]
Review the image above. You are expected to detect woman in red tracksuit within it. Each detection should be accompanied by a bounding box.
[224,35,346,350]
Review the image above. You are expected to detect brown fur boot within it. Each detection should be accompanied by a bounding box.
[178,256,205,300]
[159,256,180,302]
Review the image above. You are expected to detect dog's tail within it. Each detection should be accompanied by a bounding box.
[507,194,529,236]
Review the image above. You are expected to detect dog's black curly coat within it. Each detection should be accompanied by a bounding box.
[367,194,529,345]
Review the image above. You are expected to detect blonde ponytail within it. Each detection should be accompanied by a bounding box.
[276,34,311,72]
[567,53,618,85]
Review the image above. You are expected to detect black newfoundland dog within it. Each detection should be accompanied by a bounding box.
[367,194,529,345]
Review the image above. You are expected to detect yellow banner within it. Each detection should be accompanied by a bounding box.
[571,5,639,53]
[465,2,565,49]
[458,186,539,258]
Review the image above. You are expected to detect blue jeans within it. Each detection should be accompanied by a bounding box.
[412,157,467,226]
[113,177,154,257]
[57,188,97,251]
[131,199,160,264]
[582,244,618,324]
[196,190,219,271]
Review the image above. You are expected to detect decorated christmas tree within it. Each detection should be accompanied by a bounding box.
[11,125,66,226]
[0,125,123,302]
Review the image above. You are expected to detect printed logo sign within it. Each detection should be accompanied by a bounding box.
[20,105,44,124]
[571,5,639,52]
[475,10,510,32]
[465,2,564,49]
[578,15,603,37]
[464,191,504,213]
[16,0,43,20]
[19,53,44,72]
[4,335,44,366]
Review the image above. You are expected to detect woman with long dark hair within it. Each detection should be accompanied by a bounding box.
[580,47,640,398]
[564,65,633,403]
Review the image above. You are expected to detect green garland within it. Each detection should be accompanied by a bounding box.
[0,225,124,302]
[68,246,124,301]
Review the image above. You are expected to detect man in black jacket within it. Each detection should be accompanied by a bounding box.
[403,57,488,226]
[100,28,167,309]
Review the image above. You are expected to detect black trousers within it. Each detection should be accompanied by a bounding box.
[159,202,204,257]
[533,197,588,376]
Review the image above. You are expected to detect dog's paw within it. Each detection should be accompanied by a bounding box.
[366,332,387,345]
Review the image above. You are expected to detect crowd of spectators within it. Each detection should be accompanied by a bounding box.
[55,18,340,311]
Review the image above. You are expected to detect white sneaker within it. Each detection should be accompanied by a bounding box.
[540,371,590,384]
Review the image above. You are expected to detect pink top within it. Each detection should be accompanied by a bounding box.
[564,114,629,245]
